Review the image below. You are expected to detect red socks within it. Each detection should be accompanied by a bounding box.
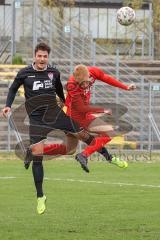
[39,136,111,157]
[43,144,67,155]
[82,136,111,157]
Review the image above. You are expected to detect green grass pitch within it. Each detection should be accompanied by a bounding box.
[0,152,160,240]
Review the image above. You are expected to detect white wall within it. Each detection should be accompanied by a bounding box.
[0,4,150,40]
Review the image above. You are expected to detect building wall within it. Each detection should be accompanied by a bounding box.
[0,1,150,40]
[64,7,150,39]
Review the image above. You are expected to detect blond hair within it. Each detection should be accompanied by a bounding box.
[73,64,89,82]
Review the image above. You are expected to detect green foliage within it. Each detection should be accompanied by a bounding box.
[12,55,25,65]
[40,0,75,19]
[153,0,160,30]
[40,0,75,8]
[123,0,143,9]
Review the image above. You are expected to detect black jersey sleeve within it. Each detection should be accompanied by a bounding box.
[55,71,65,103]
[6,69,24,107]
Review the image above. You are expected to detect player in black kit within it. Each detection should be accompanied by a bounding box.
[2,43,97,214]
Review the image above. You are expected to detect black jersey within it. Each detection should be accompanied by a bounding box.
[6,64,65,117]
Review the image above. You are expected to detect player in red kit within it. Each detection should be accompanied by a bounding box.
[64,65,136,168]
[33,64,135,171]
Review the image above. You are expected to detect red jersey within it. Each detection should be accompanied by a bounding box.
[65,66,129,128]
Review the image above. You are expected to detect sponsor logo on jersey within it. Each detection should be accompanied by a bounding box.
[32,80,53,90]
[44,79,53,89]
[33,81,44,90]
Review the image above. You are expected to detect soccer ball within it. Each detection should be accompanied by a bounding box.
[117,6,135,26]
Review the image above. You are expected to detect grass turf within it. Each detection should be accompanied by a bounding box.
[0,152,160,240]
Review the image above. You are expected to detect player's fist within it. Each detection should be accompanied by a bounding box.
[1,107,11,118]
[127,84,136,91]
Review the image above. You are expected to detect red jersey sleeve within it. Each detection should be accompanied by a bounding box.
[89,66,129,90]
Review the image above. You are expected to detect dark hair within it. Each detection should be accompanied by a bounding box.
[34,42,51,55]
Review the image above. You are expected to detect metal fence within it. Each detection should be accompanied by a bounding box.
[1,73,160,152]
[0,0,155,63]
[0,0,159,152]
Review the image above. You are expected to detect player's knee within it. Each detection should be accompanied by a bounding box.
[77,130,90,142]
[83,135,94,145]
[31,143,44,155]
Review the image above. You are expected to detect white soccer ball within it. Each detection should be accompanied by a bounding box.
[117,6,135,26]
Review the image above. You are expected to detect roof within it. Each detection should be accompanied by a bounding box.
[74,0,149,9]
[75,0,122,2]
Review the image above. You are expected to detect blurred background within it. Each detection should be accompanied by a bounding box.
[0,0,160,154]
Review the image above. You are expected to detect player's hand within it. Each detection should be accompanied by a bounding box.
[127,84,136,91]
[58,101,65,109]
[56,97,65,108]
[1,107,11,118]
[104,109,112,115]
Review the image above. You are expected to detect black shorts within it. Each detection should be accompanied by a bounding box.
[29,107,82,144]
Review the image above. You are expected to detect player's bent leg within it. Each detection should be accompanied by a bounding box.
[30,135,78,156]
[81,134,112,162]
[24,139,45,169]
[87,119,128,167]
[75,131,112,173]
[31,139,45,155]
[24,147,33,169]
[65,133,79,154]
[87,118,116,137]
[32,158,47,214]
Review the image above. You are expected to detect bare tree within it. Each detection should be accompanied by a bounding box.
[123,0,143,9]
[152,0,160,59]
[123,0,160,59]
[40,0,75,19]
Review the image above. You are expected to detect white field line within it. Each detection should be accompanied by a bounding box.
[0,176,16,179]
[1,176,160,189]
[44,177,160,189]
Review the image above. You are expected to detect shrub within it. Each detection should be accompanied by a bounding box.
[12,55,25,65]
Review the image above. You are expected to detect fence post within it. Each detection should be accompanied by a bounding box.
[91,41,96,104]
[148,82,152,151]
[151,32,154,60]
[92,41,96,66]
[70,28,73,74]
[115,48,120,131]
[49,8,53,62]
[141,33,144,59]
[32,0,38,57]
[149,3,153,59]
[81,35,85,62]
[131,32,136,57]
[7,81,11,151]
[140,76,144,150]
[11,0,16,62]
[115,48,119,104]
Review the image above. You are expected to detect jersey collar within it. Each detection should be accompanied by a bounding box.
[32,63,48,71]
